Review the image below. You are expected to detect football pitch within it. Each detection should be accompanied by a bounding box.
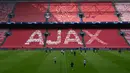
[0,50,130,73]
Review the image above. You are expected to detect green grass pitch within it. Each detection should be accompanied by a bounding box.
[0,50,130,73]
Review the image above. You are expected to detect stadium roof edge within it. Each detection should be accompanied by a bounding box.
[0,0,130,3]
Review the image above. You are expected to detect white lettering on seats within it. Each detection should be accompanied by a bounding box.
[25,30,44,45]
[64,30,82,45]
[47,30,61,45]
[83,30,107,45]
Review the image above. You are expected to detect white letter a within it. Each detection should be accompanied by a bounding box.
[25,30,44,45]
[64,30,82,45]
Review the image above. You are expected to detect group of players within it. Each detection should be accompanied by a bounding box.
[45,48,122,70]
[53,49,87,70]
[45,49,89,70]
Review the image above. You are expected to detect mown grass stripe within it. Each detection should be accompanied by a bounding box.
[98,51,130,72]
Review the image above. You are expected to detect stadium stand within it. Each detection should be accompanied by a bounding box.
[0,2,130,49]
[12,2,46,22]
[115,3,130,21]
[48,3,80,22]
[11,2,119,22]
[80,3,119,22]
[0,29,129,49]
[0,2,130,29]
[0,2,15,22]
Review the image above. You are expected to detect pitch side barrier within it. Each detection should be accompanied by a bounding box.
[0,48,130,50]
[0,21,130,29]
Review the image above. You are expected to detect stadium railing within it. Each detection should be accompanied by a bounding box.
[0,21,130,25]
[0,21,130,29]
